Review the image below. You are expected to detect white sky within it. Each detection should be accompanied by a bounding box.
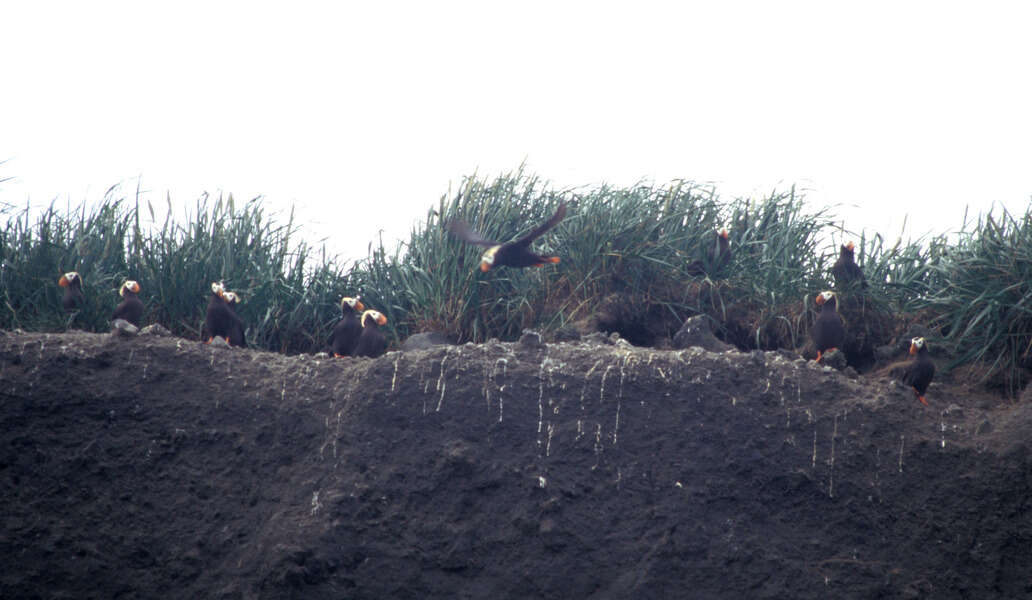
[2,1,1031,262]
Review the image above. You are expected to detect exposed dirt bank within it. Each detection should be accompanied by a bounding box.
[1,329,1030,599]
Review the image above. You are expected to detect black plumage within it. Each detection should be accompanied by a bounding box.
[113,280,144,327]
[902,337,935,406]
[205,282,246,347]
[447,203,566,271]
[686,229,731,276]
[811,290,845,362]
[59,272,83,312]
[329,296,365,357]
[353,310,388,358]
[832,241,867,290]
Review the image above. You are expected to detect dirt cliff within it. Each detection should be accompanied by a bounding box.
[1,329,1030,599]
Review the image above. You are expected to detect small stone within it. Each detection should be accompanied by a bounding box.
[140,324,171,337]
[519,329,545,350]
[313,352,329,359]
[210,336,231,348]
[111,319,139,337]
[551,326,581,343]
[401,332,452,351]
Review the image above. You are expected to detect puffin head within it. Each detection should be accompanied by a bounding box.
[211,281,226,297]
[480,246,500,272]
[361,309,387,327]
[59,271,81,287]
[845,241,855,252]
[222,291,241,304]
[341,296,365,312]
[815,290,836,307]
[718,229,729,241]
[909,337,925,354]
[120,280,140,296]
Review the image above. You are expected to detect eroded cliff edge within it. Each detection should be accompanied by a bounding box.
[1,330,1030,599]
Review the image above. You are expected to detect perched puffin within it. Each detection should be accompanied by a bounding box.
[686,229,731,276]
[902,337,935,406]
[222,290,247,347]
[446,202,567,272]
[811,290,845,362]
[112,280,144,327]
[205,282,246,347]
[329,296,365,357]
[58,271,84,312]
[353,309,388,358]
[832,241,868,290]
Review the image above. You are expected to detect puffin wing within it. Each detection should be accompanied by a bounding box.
[446,219,499,247]
[512,202,567,248]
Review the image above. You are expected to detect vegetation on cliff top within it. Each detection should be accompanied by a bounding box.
[1,169,1030,392]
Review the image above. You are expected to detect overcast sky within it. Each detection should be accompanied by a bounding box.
[2,2,1030,261]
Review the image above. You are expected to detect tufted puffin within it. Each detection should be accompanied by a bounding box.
[112,280,144,327]
[831,241,867,290]
[58,271,84,312]
[353,309,388,358]
[446,203,567,272]
[902,337,935,406]
[329,296,365,357]
[686,229,731,276]
[205,282,246,347]
[811,290,845,363]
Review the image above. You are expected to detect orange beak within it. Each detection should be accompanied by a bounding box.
[354,300,366,312]
[815,293,825,306]
[480,261,491,272]
[846,241,855,251]
[909,342,918,355]
[376,313,388,326]
[59,275,70,287]
[719,229,729,240]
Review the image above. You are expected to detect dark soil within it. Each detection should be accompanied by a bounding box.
[1,329,1031,599]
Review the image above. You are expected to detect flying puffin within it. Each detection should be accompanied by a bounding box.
[353,309,388,358]
[902,337,935,406]
[686,229,731,276]
[205,282,246,347]
[329,296,365,357]
[446,202,567,272]
[811,290,845,363]
[58,271,84,312]
[112,280,144,327]
[831,241,868,290]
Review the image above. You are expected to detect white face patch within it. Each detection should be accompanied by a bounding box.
[341,296,360,309]
[911,337,925,349]
[223,291,239,303]
[64,272,79,282]
[481,246,500,266]
[121,280,139,296]
[362,310,386,327]
[820,291,835,302]
[211,281,225,295]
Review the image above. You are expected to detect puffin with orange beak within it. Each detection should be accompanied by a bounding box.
[205,282,246,347]
[58,271,84,312]
[811,290,845,363]
[112,280,144,327]
[353,309,388,358]
[446,203,567,272]
[832,241,867,290]
[686,228,731,276]
[902,337,935,406]
[329,296,365,357]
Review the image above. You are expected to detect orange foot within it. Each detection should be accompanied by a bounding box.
[916,393,929,407]
[547,256,560,264]
[206,337,213,344]
[334,353,343,358]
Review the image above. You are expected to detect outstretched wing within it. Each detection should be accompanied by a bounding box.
[513,202,567,247]
[446,219,499,247]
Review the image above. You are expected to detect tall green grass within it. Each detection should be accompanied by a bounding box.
[2,170,1031,393]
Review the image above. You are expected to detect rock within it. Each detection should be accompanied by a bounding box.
[140,324,171,337]
[519,330,545,350]
[821,348,848,371]
[582,332,613,346]
[874,344,897,362]
[976,418,993,435]
[672,315,734,353]
[210,336,231,349]
[111,319,139,337]
[401,332,452,351]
